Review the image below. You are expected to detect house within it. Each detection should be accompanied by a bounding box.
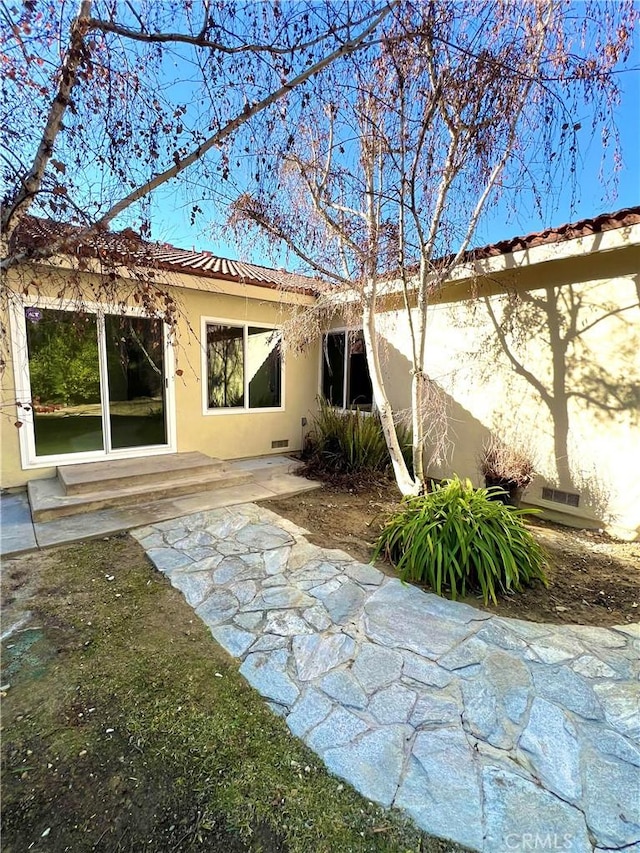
[374,207,640,539]
[1,208,639,538]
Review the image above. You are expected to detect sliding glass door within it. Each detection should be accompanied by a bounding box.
[25,309,104,456]
[105,315,167,449]
[23,306,169,460]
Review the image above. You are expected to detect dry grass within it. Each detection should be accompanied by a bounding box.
[1,535,464,853]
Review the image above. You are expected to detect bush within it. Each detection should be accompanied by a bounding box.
[373,476,548,604]
[479,437,535,489]
[302,398,412,481]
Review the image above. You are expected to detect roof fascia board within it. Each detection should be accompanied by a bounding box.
[370,222,640,307]
[12,254,317,307]
[449,221,640,283]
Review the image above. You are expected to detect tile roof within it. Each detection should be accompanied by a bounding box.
[468,206,640,260]
[12,217,324,296]
[11,206,639,295]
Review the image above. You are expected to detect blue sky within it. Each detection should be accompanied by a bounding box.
[146,42,639,267]
[8,2,637,269]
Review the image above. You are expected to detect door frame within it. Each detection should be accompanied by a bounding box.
[9,294,177,470]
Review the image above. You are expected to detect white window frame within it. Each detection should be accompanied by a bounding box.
[201,317,285,416]
[8,293,177,470]
[319,327,374,412]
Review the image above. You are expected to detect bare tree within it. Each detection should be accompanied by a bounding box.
[1,0,397,268]
[230,0,636,495]
[0,0,401,397]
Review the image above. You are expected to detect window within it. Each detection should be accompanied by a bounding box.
[205,322,282,410]
[321,330,373,410]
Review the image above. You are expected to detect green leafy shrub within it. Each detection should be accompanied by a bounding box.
[302,397,412,479]
[373,476,548,604]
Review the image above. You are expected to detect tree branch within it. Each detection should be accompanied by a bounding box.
[235,198,352,287]
[1,0,92,237]
[86,7,383,56]
[2,1,398,271]
[292,157,365,257]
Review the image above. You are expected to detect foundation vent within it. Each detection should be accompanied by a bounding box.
[541,487,580,508]
[271,439,289,449]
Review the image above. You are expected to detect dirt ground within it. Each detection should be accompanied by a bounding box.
[263,482,640,627]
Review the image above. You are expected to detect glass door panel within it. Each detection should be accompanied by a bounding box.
[105,315,167,449]
[346,330,373,410]
[24,308,104,456]
[322,332,345,406]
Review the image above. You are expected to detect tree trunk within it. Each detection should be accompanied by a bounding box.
[362,302,418,496]
[410,369,426,489]
[412,290,428,491]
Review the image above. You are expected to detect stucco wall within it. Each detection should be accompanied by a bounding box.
[172,287,319,461]
[4,229,639,540]
[0,264,320,489]
[375,248,640,539]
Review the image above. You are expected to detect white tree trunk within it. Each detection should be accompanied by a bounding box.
[1,0,92,240]
[410,369,426,488]
[361,299,418,496]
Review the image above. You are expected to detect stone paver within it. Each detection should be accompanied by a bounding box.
[132,503,640,852]
[0,456,322,557]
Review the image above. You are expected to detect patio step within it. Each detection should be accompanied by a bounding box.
[29,453,252,522]
[58,451,226,495]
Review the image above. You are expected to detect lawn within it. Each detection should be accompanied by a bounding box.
[0,535,463,853]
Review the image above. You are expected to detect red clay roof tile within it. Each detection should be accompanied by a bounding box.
[469,206,640,260]
[11,206,639,292]
[12,217,324,295]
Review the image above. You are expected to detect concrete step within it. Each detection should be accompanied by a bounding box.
[30,475,323,551]
[58,451,225,496]
[29,466,252,522]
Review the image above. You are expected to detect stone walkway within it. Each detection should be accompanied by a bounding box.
[131,503,640,853]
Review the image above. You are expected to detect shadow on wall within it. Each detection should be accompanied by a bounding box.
[426,393,494,487]
[379,335,493,486]
[479,277,640,490]
[378,274,640,535]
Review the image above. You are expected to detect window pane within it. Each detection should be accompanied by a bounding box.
[248,327,282,408]
[105,314,167,448]
[322,332,345,406]
[347,331,373,410]
[25,308,104,455]
[206,324,244,408]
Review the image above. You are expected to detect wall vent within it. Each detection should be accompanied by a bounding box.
[541,487,580,508]
[271,439,289,449]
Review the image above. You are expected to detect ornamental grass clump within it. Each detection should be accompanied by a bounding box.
[479,437,535,488]
[373,476,548,605]
[302,397,412,480]
[479,437,535,506]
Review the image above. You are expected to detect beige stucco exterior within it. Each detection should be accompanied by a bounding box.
[0,261,320,489]
[3,218,639,539]
[373,225,640,539]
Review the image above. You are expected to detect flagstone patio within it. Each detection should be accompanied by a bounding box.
[131,502,640,853]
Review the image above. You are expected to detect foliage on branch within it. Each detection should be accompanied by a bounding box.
[230,0,637,497]
[0,0,397,375]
